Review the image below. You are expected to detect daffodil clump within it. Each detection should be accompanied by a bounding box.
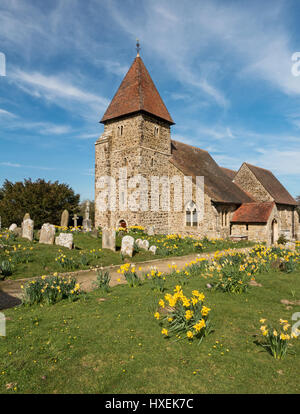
[296,241,300,251]
[155,286,212,344]
[117,263,141,287]
[202,245,300,293]
[55,253,80,270]
[144,266,166,292]
[259,318,299,360]
[54,225,83,234]
[249,244,300,274]
[21,274,81,305]
[0,241,34,279]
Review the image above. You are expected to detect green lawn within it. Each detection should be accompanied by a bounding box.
[0,231,254,280]
[0,268,299,393]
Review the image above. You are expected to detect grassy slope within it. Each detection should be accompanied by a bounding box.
[1,233,254,280]
[0,268,299,394]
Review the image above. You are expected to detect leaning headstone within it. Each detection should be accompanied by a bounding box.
[23,213,30,221]
[60,209,69,228]
[121,235,135,257]
[102,228,116,251]
[39,223,56,245]
[149,245,157,254]
[21,218,34,241]
[9,223,17,232]
[140,240,149,251]
[55,233,73,250]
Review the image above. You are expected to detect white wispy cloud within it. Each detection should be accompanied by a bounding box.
[0,108,16,117]
[11,69,108,111]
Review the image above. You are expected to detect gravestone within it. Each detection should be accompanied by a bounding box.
[14,227,22,237]
[55,233,73,249]
[23,213,30,221]
[149,245,157,254]
[82,201,92,232]
[60,209,69,228]
[121,235,135,257]
[147,226,155,236]
[39,223,56,245]
[9,223,17,232]
[21,218,34,241]
[0,216,1,230]
[102,228,116,251]
[72,214,79,228]
[135,239,143,248]
[140,240,149,251]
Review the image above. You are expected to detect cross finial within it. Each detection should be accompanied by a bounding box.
[136,38,141,57]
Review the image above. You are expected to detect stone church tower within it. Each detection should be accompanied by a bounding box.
[95,49,175,231]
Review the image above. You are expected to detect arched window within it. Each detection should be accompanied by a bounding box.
[154,126,159,137]
[185,201,198,227]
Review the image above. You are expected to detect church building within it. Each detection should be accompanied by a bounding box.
[95,47,299,244]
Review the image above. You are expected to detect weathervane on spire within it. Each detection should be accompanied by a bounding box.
[136,39,141,57]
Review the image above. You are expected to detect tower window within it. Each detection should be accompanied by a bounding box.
[154,126,159,137]
[151,157,154,167]
[118,125,124,136]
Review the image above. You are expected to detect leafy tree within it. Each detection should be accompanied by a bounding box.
[0,178,80,228]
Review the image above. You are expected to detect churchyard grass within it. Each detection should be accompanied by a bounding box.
[0,229,254,281]
[0,265,299,393]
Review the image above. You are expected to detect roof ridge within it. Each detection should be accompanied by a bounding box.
[171,139,209,154]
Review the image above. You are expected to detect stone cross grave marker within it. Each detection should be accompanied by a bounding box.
[72,214,79,228]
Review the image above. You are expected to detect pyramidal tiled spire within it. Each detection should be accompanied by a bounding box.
[100,53,174,125]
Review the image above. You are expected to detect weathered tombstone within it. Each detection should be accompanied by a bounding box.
[60,209,69,228]
[140,240,149,251]
[286,241,296,251]
[21,218,34,241]
[72,214,79,228]
[55,233,73,249]
[39,223,56,245]
[135,239,143,248]
[82,201,92,232]
[149,245,157,254]
[9,223,17,232]
[13,227,22,237]
[91,228,98,238]
[102,227,116,251]
[147,226,155,236]
[121,235,135,257]
[23,213,30,221]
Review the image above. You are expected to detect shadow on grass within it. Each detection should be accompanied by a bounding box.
[252,335,272,356]
[0,291,22,310]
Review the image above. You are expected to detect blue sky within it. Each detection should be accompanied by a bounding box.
[0,0,300,201]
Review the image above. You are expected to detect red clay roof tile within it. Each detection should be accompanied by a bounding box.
[100,56,174,124]
[231,202,275,223]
